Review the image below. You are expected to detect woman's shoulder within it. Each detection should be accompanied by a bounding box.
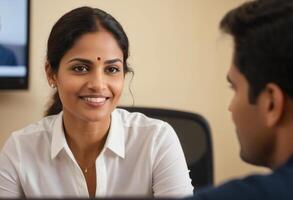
[114,108,167,128]
[113,108,176,140]
[4,114,60,149]
[113,108,181,157]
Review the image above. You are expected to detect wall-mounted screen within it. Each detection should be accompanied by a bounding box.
[0,0,29,90]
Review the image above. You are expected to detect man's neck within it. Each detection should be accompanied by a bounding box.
[268,126,293,169]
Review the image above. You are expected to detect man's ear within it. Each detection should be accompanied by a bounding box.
[262,83,285,127]
[45,61,57,87]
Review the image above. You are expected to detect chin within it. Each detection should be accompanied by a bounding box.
[85,103,114,116]
[240,152,251,164]
[240,150,269,167]
[84,114,110,123]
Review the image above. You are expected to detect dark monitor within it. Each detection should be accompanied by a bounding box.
[0,0,30,90]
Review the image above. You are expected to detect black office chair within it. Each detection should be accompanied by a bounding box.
[119,106,213,189]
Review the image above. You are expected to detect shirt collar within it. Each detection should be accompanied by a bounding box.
[51,111,68,159]
[50,110,125,159]
[104,109,125,159]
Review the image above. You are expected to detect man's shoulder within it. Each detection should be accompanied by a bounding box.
[192,163,293,200]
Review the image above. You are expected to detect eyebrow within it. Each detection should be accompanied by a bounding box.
[104,58,123,65]
[67,58,92,64]
[67,58,123,65]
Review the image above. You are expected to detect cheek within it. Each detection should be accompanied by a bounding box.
[111,77,124,97]
[56,77,84,106]
[57,73,85,89]
[229,95,239,121]
[57,79,80,95]
[229,95,250,131]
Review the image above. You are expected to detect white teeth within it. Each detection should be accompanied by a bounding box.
[83,97,106,103]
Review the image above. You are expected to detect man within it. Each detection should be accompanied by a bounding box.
[190,0,293,199]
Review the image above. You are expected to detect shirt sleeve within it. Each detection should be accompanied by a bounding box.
[0,135,24,198]
[151,122,194,198]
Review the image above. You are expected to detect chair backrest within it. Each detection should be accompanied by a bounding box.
[120,106,213,189]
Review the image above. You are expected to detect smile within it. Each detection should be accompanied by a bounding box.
[84,97,106,103]
[80,96,110,106]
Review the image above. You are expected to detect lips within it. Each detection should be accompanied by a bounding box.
[83,97,106,103]
[79,95,110,106]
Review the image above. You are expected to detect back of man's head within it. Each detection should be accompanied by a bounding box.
[220,0,293,104]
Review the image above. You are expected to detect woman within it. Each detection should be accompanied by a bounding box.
[0,6,193,198]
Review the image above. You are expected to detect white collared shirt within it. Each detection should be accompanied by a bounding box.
[0,109,193,198]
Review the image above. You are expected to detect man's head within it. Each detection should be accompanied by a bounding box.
[220,0,293,168]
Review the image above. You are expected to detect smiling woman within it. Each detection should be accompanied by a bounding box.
[47,31,125,124]
[0,6,193,198]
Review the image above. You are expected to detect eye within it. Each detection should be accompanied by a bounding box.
[73,65,89,73]
[106,66,120,74]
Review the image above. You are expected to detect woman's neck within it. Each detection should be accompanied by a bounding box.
[62,111,110,157]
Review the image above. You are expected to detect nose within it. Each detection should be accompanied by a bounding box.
[228,99,233,112]
[87,69,106,91]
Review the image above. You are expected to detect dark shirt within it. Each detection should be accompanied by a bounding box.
[0,45,17,66]
[189,157,293,200]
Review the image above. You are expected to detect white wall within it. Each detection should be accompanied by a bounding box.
[0,0,268,185]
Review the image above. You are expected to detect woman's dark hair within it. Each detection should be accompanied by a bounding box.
[220,0,293,103]
[45,6,132,116]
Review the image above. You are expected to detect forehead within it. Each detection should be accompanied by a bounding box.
[62,31,123,60]
[228,64,249,87]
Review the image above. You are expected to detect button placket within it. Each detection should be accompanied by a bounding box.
[65,149,89,197]
[95,153,107,197]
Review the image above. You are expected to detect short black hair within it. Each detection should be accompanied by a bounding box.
[220,0,293,103]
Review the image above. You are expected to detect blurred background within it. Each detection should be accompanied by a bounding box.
[0,0,268,186]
